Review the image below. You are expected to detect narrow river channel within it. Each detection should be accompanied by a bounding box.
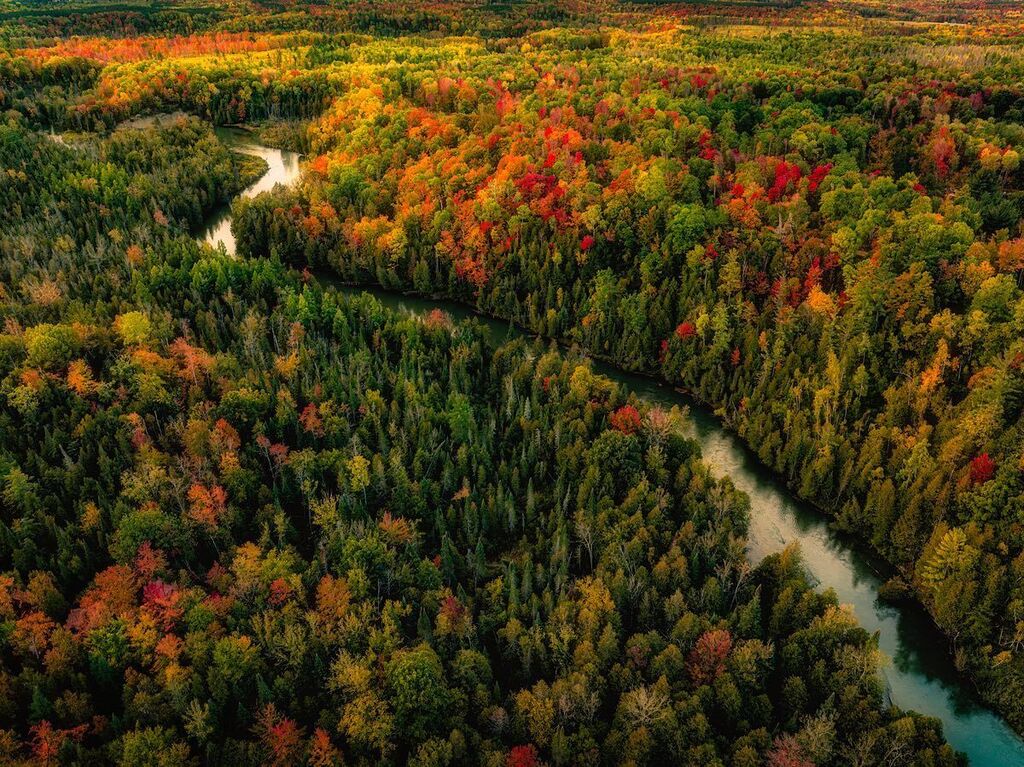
[200,126,1024,766]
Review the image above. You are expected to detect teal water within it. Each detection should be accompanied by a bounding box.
[201,133,1024,766]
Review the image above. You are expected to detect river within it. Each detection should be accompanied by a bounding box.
[202,127,302,253]
[200,128,1024,766]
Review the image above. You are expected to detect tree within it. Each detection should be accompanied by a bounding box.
[255,704,303,767]
[347,455,371,494]
[116,727,193,767]
[969,454,996,485]
[507,744,539,767]
[688,629,732,685]
[609,405,642,435]
[114,312,153,346]
[385,645,453,743]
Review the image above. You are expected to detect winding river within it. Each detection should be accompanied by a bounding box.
[202,128,302,253]
[201,127,1024,766]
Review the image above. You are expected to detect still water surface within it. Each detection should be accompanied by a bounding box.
[200,131,1024,766]
[202,127,301,253]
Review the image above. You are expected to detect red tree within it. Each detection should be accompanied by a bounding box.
[610,405,642,435]
[256,704,304,767]
[675,321,697,340]
[767,735,814,767]
[507,745,539,767]
[688,628,733,685]
[970,453,996,485]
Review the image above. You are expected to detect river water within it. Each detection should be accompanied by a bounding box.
[200,129,1024,766]
[202,128,302,253]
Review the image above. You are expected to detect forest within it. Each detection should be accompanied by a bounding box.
[0,0,1022,765]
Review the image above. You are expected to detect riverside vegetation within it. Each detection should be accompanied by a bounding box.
[0,0,1023,764]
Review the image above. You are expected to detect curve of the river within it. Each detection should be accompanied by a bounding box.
[200,128,1024,766]
[202,127,302,253]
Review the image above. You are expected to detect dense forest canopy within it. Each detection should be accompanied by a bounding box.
[0,116,961,766]
[0,0,1022,764]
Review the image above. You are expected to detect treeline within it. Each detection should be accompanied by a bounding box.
[0,1,600,43]
[0,102,962,763]
[0,4,226,43]
[0,47,337,131]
